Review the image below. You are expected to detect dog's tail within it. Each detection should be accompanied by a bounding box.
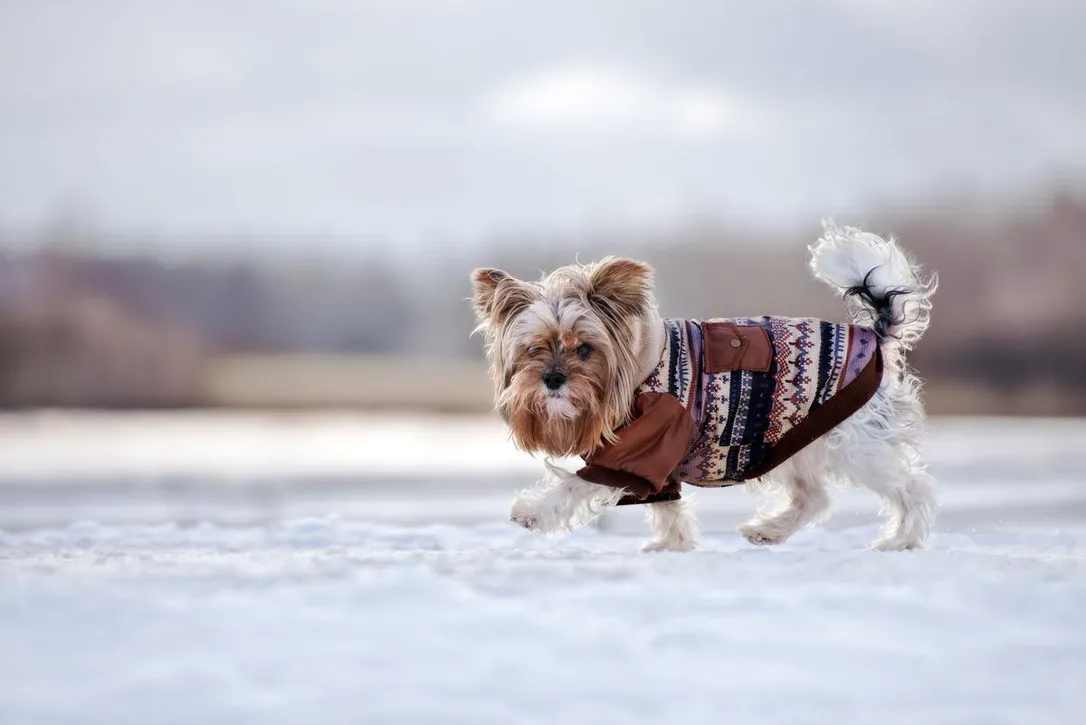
[809,220,936,356]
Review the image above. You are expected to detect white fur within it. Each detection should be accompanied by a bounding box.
[509,222,938,552]
[510,460,623,533]
[738,471,831,546]
[544,393,577,420]
[641,498,699,552]
[811,220,937,353]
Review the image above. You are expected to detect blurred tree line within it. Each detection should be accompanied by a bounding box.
[1,189,1084,413]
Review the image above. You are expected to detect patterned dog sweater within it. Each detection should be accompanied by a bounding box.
[577,317,883,504]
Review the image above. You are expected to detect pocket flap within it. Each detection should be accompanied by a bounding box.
[703,322,773,373]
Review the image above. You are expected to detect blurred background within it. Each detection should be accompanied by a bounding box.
[1,1,1085,530]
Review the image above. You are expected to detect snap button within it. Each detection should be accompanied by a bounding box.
[729,338,742,348]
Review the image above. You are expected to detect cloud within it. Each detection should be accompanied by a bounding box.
[478,62,767,140]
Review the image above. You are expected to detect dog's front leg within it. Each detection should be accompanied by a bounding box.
[642,498,699,552]
[510,460,623,534]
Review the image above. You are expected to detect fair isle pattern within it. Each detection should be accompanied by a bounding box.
[842,328,877,392]
[765,317,820,443]
[641,319,697,410]
[639,316,878,485]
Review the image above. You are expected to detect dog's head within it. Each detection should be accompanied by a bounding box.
[470,257,658,457]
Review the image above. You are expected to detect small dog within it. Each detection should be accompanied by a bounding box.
[470,222,937,552]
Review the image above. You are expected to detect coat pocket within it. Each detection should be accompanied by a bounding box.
[702,322,773,374]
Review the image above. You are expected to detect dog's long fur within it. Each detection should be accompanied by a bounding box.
[472,221,937,551]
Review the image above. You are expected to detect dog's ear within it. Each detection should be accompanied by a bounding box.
[587,257,654,319]
[471,268,536,325]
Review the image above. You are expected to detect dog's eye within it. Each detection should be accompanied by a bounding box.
[575,343,591,360]
[527,346,545,357]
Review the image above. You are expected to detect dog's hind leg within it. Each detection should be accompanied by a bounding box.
[825,387,937,551]
[871,466,935,551]
[739,459,832,546]
[838,443,936,551]
[842,443,936,551]
[642,497,699,552]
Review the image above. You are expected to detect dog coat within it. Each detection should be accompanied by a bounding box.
[577,316,884,505]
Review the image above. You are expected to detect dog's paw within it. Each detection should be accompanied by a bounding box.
[641,536,697,553]
[870,536,922,552]
[738,522,789,546]
[510,511,538,531]
[509,490,543,532]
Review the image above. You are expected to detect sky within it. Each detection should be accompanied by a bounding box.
[1,0,1084,257]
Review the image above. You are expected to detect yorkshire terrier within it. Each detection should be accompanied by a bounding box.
[470,222,937,552]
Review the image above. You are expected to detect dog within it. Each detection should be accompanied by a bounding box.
[470,221,937,552]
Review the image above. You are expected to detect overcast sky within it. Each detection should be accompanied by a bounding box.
[1,0,1084,256]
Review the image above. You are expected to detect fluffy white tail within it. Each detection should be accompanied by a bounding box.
[809,220,936,353]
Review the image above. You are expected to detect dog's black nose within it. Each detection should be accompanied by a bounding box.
[542,371,567,390]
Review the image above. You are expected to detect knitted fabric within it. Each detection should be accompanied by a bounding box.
[641,316,879,484]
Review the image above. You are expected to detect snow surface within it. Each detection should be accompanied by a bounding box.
[1,413,1085,724]
[2,521,1085,725]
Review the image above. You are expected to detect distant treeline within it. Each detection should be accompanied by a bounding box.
[1,190,1084,413]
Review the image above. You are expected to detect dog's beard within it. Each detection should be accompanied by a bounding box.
[544,391,577,421]
[499,365,611,457]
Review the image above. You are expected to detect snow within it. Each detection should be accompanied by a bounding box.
[1,413,1085,724]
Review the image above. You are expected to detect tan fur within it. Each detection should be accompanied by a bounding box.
[471,268,537,326]
[471,257,663,457]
